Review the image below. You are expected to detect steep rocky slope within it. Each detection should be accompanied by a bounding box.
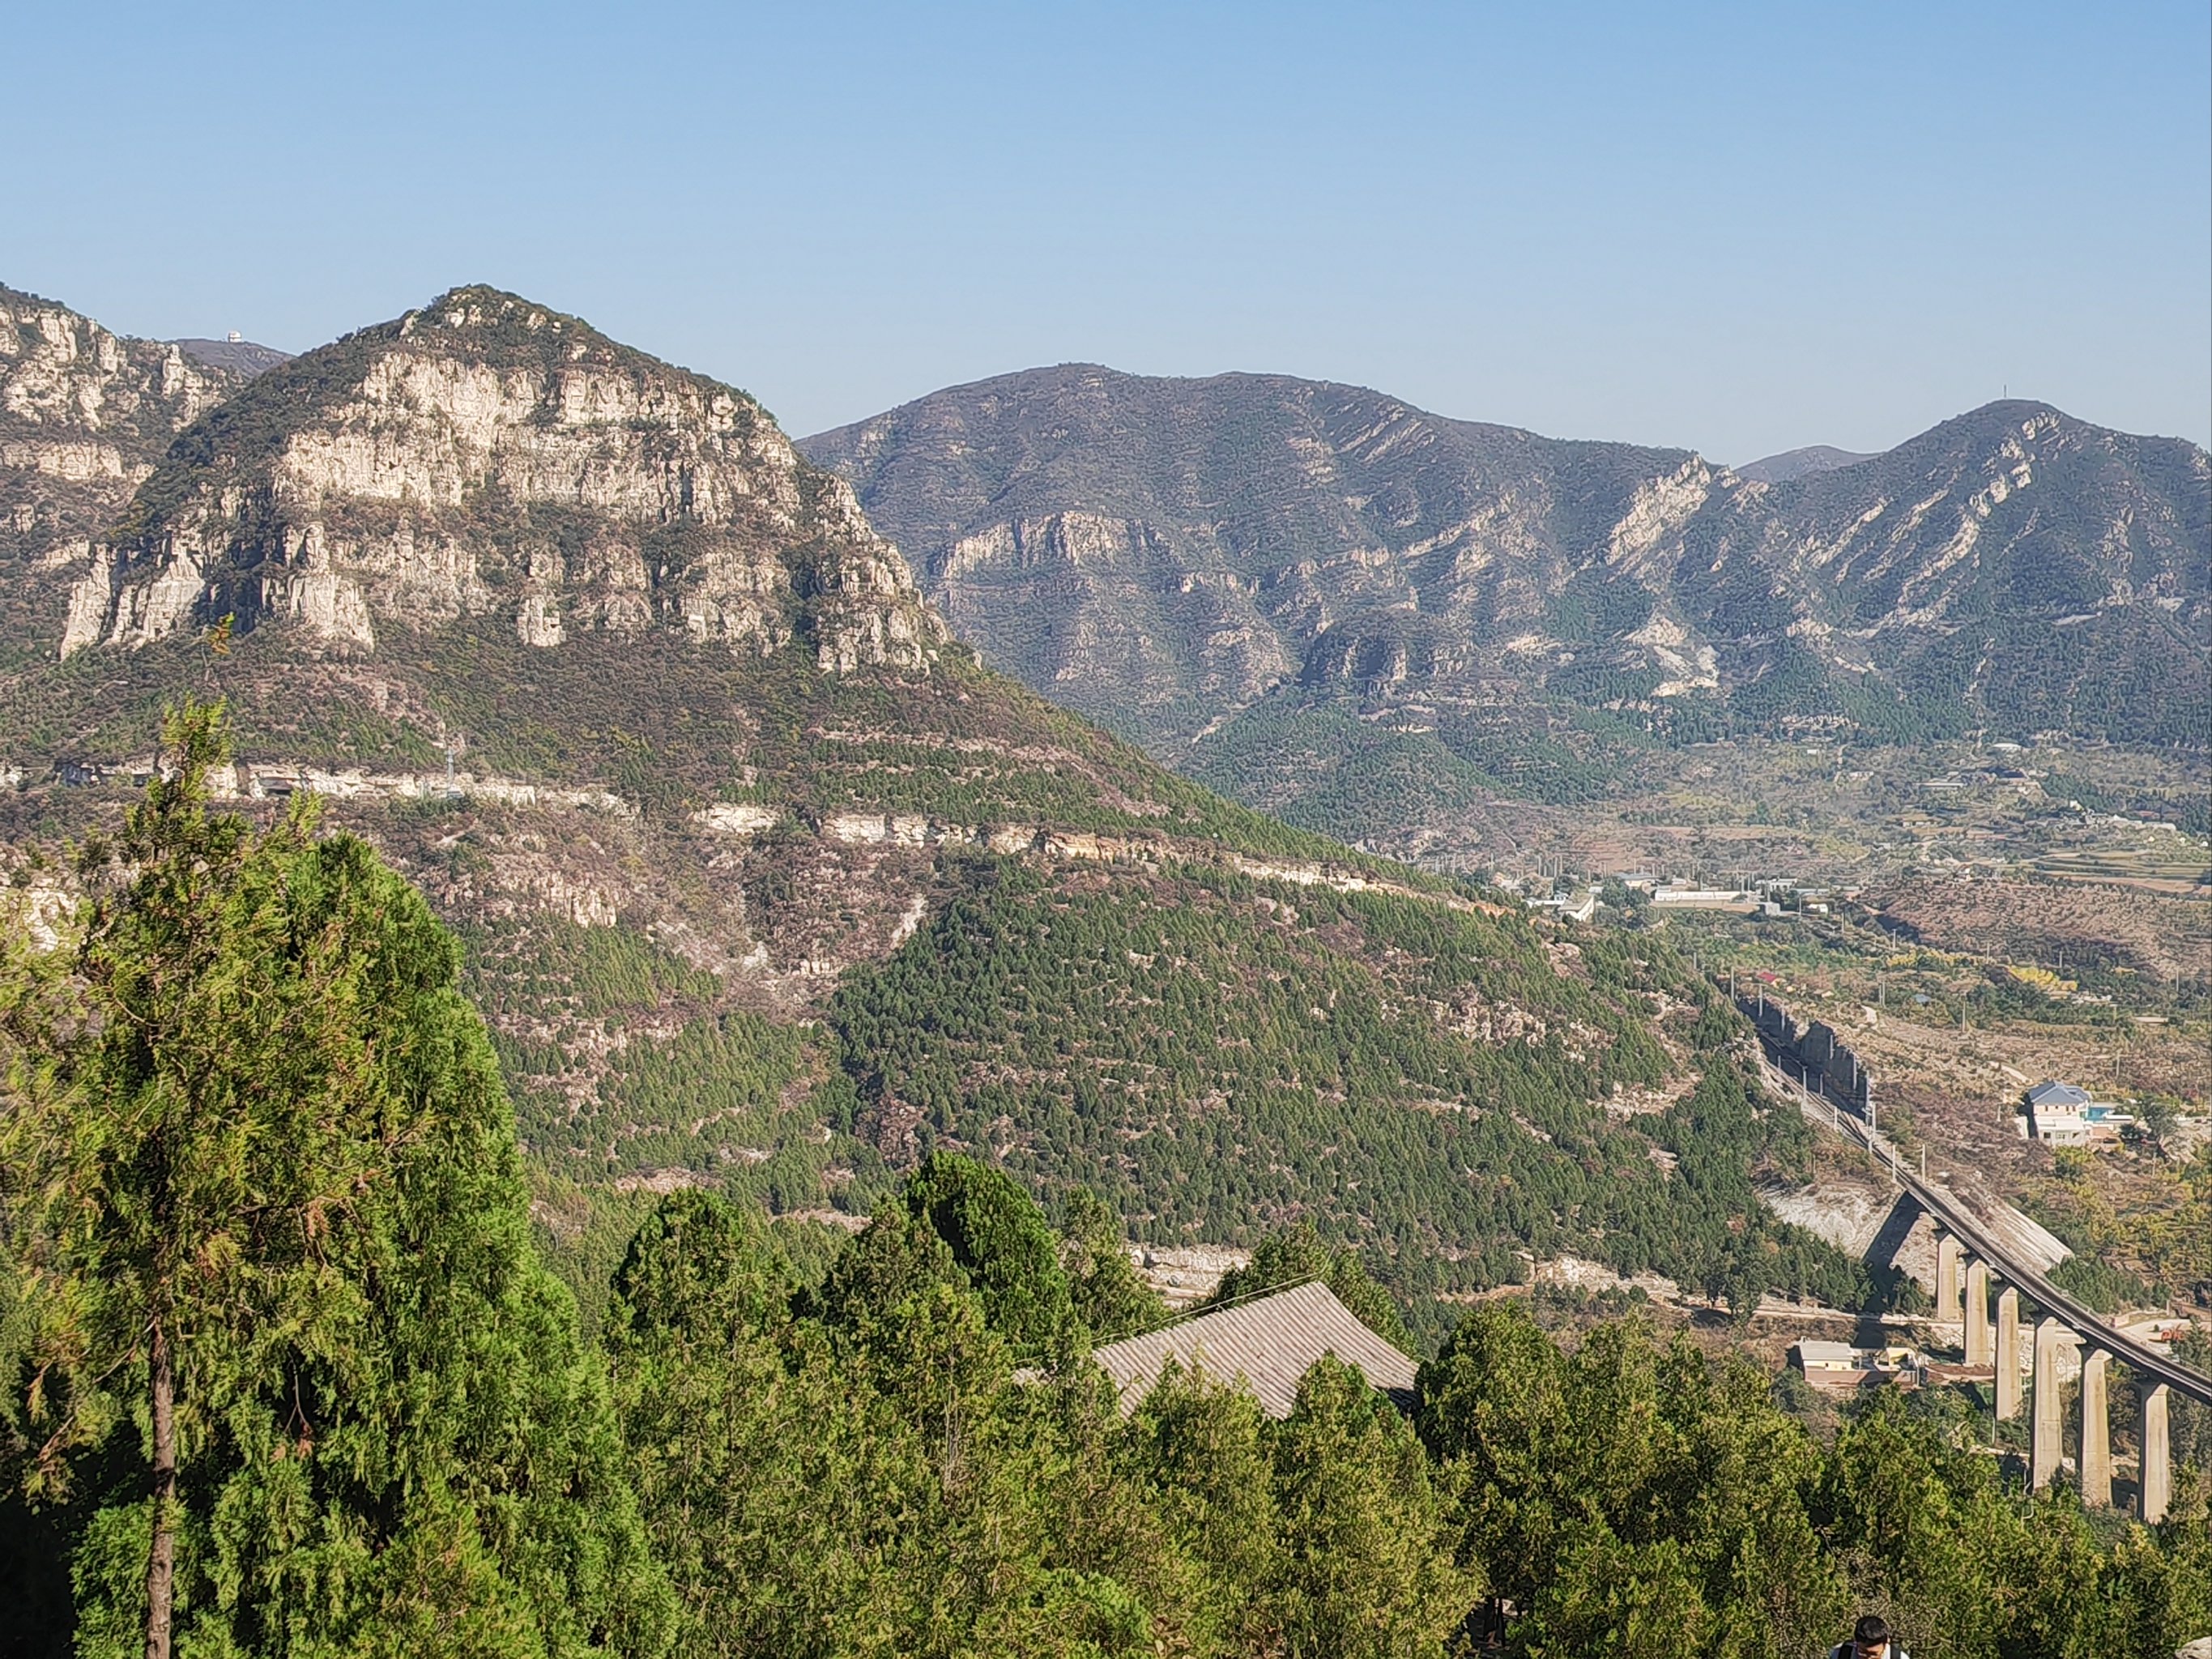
[1,285,244,665]
[60,284,942,670]
[1683,403,2208,748]
[806,370,2210,844]
[804,365,1694,753]
[0,288,1827,1306]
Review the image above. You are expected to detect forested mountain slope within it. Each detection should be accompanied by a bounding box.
[9,292,2204,1653]
[0,286,1848,1317]
[805,369,2210,843]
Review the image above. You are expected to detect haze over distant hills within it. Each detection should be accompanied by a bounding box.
[805,366,2209,844]
[1733,444,1877,485]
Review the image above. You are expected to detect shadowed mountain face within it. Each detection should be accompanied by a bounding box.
[805,369,2210,838]
[1733,444,1877,485]
[172,335,296,378]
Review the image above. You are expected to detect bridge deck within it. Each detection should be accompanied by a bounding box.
[1755,1051,2212,1409]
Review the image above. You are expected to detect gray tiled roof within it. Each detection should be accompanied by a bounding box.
[1090,1280,1417,1419]
[2027,1079,2092,1109]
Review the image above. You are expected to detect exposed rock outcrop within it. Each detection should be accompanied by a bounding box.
[1,286,242,614]
[62,286,943,672]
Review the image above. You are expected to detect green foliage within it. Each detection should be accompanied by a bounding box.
[1419,1302,2212,1656]
[2049,1252,2151,1316]
[1265,1358,1473,1656]
[829,863,1863,1315]
[605,1181,2210,1657]
[1059,1188,1168,1343]
[606,1173,1473,1657]
[462,916,814,1182]
[900,1152,1077,1363]
[0,706,671,1657]
[1208,1222,1413,1350]
[1651,1060,1873,1316]
[1185,695,1640,849]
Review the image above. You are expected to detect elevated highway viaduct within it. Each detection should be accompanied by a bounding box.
[1745,1007,2210,1520]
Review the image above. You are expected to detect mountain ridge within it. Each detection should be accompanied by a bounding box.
[62,284,943,676]
[1733,442,1877,484]
[803,369,2210,852]
[170,335,294,377]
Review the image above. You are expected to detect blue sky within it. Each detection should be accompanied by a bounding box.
[7,1,2206,459]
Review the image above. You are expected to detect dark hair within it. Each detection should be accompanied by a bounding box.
[1854,1615,1891,1646]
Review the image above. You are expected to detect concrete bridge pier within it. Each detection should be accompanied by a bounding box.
[2140,1384,2172,1525]
[1964,1258,1992,1366]
[1935,1230,1961,1326]
[1995,1286,2022,1419]
[2078,1349,2112,1508]
[2031,1318,2075,1491]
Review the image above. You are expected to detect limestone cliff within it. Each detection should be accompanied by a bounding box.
[0,286,241,645]
[63,285,942,672]
[808,369,1694,746]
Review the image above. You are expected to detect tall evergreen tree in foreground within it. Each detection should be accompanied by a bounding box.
[0,703,671,1658]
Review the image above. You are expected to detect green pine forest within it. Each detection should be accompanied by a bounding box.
[2,711,2209,1657]
[457,837,1877,1343]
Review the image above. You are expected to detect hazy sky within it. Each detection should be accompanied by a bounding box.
[8,2,2207,460]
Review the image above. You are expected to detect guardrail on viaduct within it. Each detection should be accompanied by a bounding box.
[1737,989,2210,1522]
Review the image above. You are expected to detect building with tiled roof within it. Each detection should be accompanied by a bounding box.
[1089,1281,1417,1419]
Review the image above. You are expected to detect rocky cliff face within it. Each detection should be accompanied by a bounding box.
[1669,403,2209,748]
[61,286,942,672]
[1,286,242,655]
[806,372,2211,797]
[805,366,1695,750]
[0,287,237,484]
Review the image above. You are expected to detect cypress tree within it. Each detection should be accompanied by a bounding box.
[1,703,671,1657]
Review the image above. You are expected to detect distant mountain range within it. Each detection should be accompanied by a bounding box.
[171,335,294,378]
[803,367,2208,842]
[1733,444,1877,484]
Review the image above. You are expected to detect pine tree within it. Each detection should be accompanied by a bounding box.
[1,703,671,1657]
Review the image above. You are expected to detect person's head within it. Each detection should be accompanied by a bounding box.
[1852,1615,1891,1657]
